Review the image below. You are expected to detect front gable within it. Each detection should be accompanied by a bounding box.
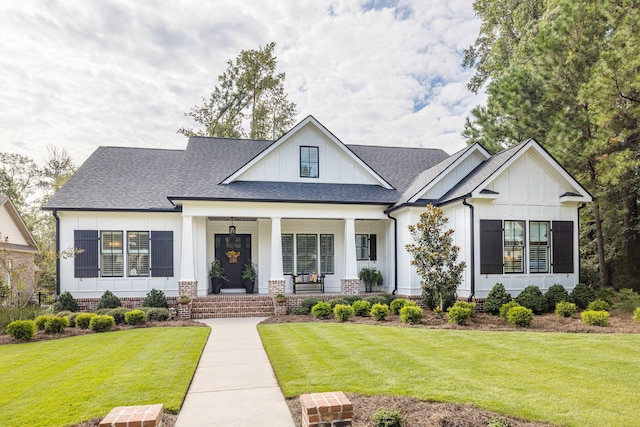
[0,196,37,251]
[223,116,393,189]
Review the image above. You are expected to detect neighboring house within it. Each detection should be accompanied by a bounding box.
[0,195,39,290]
[44,116,592,300]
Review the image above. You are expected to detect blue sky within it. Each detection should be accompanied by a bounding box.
[0,0,485,166]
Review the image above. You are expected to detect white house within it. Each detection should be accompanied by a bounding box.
[44,116,592,301]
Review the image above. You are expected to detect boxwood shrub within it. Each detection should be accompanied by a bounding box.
[555,301,577,318]
[587,298,610,312]
[342,295,362,305]
[506,306,534,327]
[311,302,332,319]
[35,315,56,331]
[545,284,570,311]
[66,312,79,327]
[75,313,97,329]
[364,296,387,306]
[571,283,596,309]
[581,310,610,327]
[328,298,350,309]
[515,286,547,314]
[370,303,389,321]
[400,305,423,324]
[333,304,354,322]
[291,307,309,315]
[352,300,371,316]
[90,314,115,332]
[499,301,521,320]
[389,298,408,315]
[96,290,122,310]
[44,316,69,334]
[124,309,146,325]
[107,307,130,325]
[447,302,473,325]
[146,308,171,322]
[6,320,36,340]
[484,283,512,316]
[633,307,640,323]
[299,297,321,315]
[53,291,79,313]
[143,289,168,308]
[371,407,402,427]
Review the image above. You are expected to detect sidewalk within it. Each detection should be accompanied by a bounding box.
[175,317,296,427]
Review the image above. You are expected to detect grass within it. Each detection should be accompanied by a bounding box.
[0,327,209,427]
[258,323,640,427]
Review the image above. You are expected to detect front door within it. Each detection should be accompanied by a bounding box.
[215,234,251,289]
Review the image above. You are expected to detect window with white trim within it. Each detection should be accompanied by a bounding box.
[101,231,123,277]
[529,222,550,273]
[128,231,150,277]
[300,146,319,178]
[504,220,525,273]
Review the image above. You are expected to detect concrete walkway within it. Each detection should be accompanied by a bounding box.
[175,317,296,427]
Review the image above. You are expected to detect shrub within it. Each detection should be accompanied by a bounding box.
[311,302,332,319]
[499,301,521,320]
[370,303,389,321]
[506,306,534,327]
[0,305,39,333]
[484,283,512,316]
[371,407,402,427]
[107,307,130,325]
[124,309,146,325]
[95,308,111,315]
[594,286,617,305]
[90,314,115,332]
[555,301,577,318]
[400,305,423,324]
[571,283,596,309]
[352,300,371,316]
[545,284,570,311]
[66,312,79,327]
[299,298,321,315]
[633,307,640,323]
[364,296,388,306]
[44,316,69,333]
[380,293,396,305]
[146,308,170,322]
[291,307,309,315]
[587,298,611,312]
[342,295,362,305]
[35,315,55,331]
[333,304,354,322]
[515,286,547,314]
[581,310,610,327]
[56,310,74,318]
[328,298,350,309]
[143,289,168,308]
[454,301,476,316]
[96,290,122,310]
[75,313,96,329]
[613,288,640,313]
[6,320,36,340]
[447,302,474,325]
[422,286,456,311]
[390,298,408,315]
[53,291,79,313]
[488,418,512,427]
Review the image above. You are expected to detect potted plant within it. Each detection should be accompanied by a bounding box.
[274,293,286,304]
[242,262,257,294]
[177,294,191,305]
[359,267,383,293]
[209,259,228,294]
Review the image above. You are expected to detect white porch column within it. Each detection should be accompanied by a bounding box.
[179,215,196,283]
[269,217,286,297]
[342,218,360,295]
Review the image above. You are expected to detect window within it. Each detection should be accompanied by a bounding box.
[101,231,124,277]
[529,222,550,273]
[296,234,317,273]
[320,234,334,274]
[282,234,293,275]
[300,146,319,178]
[355,234,377,261]
[128,231,150,277]
[503,221,525,273]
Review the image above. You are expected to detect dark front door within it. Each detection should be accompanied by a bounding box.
[215,234,251,289]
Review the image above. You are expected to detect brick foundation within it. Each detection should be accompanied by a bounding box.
[99,404,163,427]
[340,278,360,295]
[300,391,352,427]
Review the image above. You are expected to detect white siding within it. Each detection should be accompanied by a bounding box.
[0,204,29,246]
[421,151,485,200]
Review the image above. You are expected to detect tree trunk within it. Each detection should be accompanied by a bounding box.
[588,158,609,287]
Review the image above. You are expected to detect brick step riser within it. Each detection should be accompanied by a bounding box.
[190,297,275,318]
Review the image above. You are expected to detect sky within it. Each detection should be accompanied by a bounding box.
[0,0,486,167]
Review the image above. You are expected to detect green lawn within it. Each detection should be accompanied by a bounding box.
[258,323,640,427]
[0,327,209,427]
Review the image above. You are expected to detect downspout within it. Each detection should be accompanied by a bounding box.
[386,210,398,295]
[462,198,475,302]
[53,210,61,296]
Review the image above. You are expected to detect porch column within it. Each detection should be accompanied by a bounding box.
[269,217,286,297]
[178,215,197,299]
[342,218,360,295]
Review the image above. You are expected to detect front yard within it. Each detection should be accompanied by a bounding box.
[258,322,640,427]
[0,327,209,427]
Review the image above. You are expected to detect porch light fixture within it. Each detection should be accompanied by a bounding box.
[229,218,236,237]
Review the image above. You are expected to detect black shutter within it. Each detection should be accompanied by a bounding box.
[480,220,503,274]
[151,231,174,277]
[552,221,574,273]
[369,234,377,261]
[74,230,99,278]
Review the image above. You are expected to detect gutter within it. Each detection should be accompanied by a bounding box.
[53,209,60,296]
[462,198,475,301]
[386,209,398,295]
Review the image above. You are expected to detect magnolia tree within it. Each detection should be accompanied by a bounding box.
[405,205,466,311]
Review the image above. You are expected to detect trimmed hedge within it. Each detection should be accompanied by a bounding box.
[390,298,408,315]
[124,309,146,325]
[6,320,36,340]
[515,286,547,314]
[499,301,521,320]
[370,303,389,321]
[447,302,474,325]
[146,308,170,321]
[545,284,570,311]
[44,316,69,334]
[571,283,596,309]
[352,300,371,317]
[333,304,354,322]
[90,315,115,332]
[587,299,610,312]
[107,307,130,325]
[555,301,577,318]
[484,283,512,316]
[311,302,332,319]
[506,306,534,327]
[75,313,97,329]
[581,310,610,327]
[400,305,423,324]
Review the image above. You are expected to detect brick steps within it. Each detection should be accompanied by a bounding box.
[191,295,275,318]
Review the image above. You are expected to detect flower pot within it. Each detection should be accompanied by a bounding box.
[177,297,191,305]
[244,279,255,294]
[211,278,223,294]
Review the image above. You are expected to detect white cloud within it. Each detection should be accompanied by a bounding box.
[0,0,485,167]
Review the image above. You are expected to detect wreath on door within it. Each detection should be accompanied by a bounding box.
[226,250,240,263]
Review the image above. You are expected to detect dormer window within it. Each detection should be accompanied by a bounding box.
[300,146,319,178]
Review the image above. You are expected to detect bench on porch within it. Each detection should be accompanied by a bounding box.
[291,273,325,293]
